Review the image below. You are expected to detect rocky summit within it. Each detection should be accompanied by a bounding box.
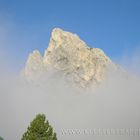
[24,28,114,87]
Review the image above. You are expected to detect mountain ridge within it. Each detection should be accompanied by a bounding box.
[24,28,115,87]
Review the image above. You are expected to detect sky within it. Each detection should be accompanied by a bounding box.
[0,1,140,140]
[0,0,140,71]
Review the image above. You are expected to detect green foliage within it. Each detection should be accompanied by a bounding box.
[21,114,57,140]
[0,137,4,140]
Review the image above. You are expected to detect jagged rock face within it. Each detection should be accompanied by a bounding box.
[24,50,45,80]
[24,28,112,87]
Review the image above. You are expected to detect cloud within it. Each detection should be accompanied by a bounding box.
[115,47,140,77]
[0,15,140,140]
[0,54,140,140]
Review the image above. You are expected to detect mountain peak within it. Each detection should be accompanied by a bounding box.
[24,28,113,87]
[46,28,86,54]
[51,28,64,34]
[51,28,78,38]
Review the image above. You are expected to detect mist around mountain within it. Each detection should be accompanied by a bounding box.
[24,28,119,88]
[0,29,140,140]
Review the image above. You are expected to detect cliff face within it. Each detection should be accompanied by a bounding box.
[24,28,113,87]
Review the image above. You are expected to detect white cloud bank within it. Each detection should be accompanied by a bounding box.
[0,17,140,140]
[0,52,140,140]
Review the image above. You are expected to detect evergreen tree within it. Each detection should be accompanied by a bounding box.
[21,114,57,140]
[0,137,4,140]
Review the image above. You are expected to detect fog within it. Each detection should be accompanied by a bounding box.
[0,50,140,140]
[0,19,140,140]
